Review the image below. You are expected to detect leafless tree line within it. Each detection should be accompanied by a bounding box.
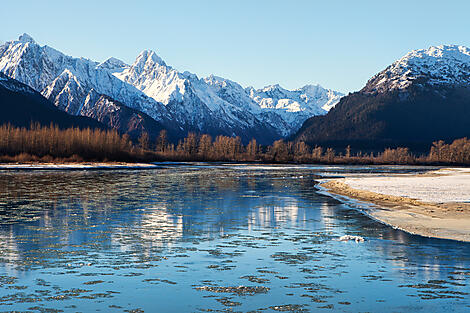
[148,130,470,165]
[0,123,135,162]
[0,124,469,165]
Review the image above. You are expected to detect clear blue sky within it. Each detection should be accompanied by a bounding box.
[1,0,469,93]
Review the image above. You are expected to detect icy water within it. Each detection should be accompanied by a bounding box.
[0,164,469,313]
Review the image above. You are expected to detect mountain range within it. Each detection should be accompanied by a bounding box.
[0,34,343,144]
[294,45,470,151]
[2,34,469,151]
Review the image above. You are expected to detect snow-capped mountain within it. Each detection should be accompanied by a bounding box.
[0,34,343,143]
[114,50,343,136]
[294,44,470,150]
[0,34,171,122]
[201,75,344,136]
[202,75,294,136]
[114,51,266,134]
[246,84,343,133]
[365,45,470,93]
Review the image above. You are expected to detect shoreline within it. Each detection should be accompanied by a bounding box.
[0,162,163,170]
[320,168,470,242]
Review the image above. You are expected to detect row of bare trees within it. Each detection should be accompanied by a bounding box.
[428,138,470,164]
[147,131,250,161]
[0,124,136,161]
[143,131,470,165]
[1,124,469,165]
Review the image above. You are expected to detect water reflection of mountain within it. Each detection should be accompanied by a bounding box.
[0,166,469,279]
[0,168,321,266]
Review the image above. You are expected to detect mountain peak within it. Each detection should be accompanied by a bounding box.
[204,74,238,88]
[102,56,126,64]
[136,50,166,67]
[423,44,470,57]
[398,44,470,65]
[365,44,470,93]
[205,74,224,82]
[261,84,284,93]
[18,33,36,44]
[299,84,323,93]
[97,57,128,72]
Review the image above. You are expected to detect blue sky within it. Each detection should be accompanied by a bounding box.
[1,0,469,93]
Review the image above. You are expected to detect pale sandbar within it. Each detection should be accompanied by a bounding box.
[321,168,470,242]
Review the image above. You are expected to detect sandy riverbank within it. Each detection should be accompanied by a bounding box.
[321,168,470,242]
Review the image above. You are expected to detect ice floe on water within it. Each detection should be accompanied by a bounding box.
[338,235,365,242]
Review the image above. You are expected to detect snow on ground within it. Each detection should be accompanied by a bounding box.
[342,168,470,203]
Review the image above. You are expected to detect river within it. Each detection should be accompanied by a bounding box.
[0,164,468,312]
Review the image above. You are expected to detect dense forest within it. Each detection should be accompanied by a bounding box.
[0,124,469,165]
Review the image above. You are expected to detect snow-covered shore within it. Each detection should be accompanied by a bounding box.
[322,168,470,242]
[340,168,470,203]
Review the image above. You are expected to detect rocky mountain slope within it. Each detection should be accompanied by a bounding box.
[0,72,105,129]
